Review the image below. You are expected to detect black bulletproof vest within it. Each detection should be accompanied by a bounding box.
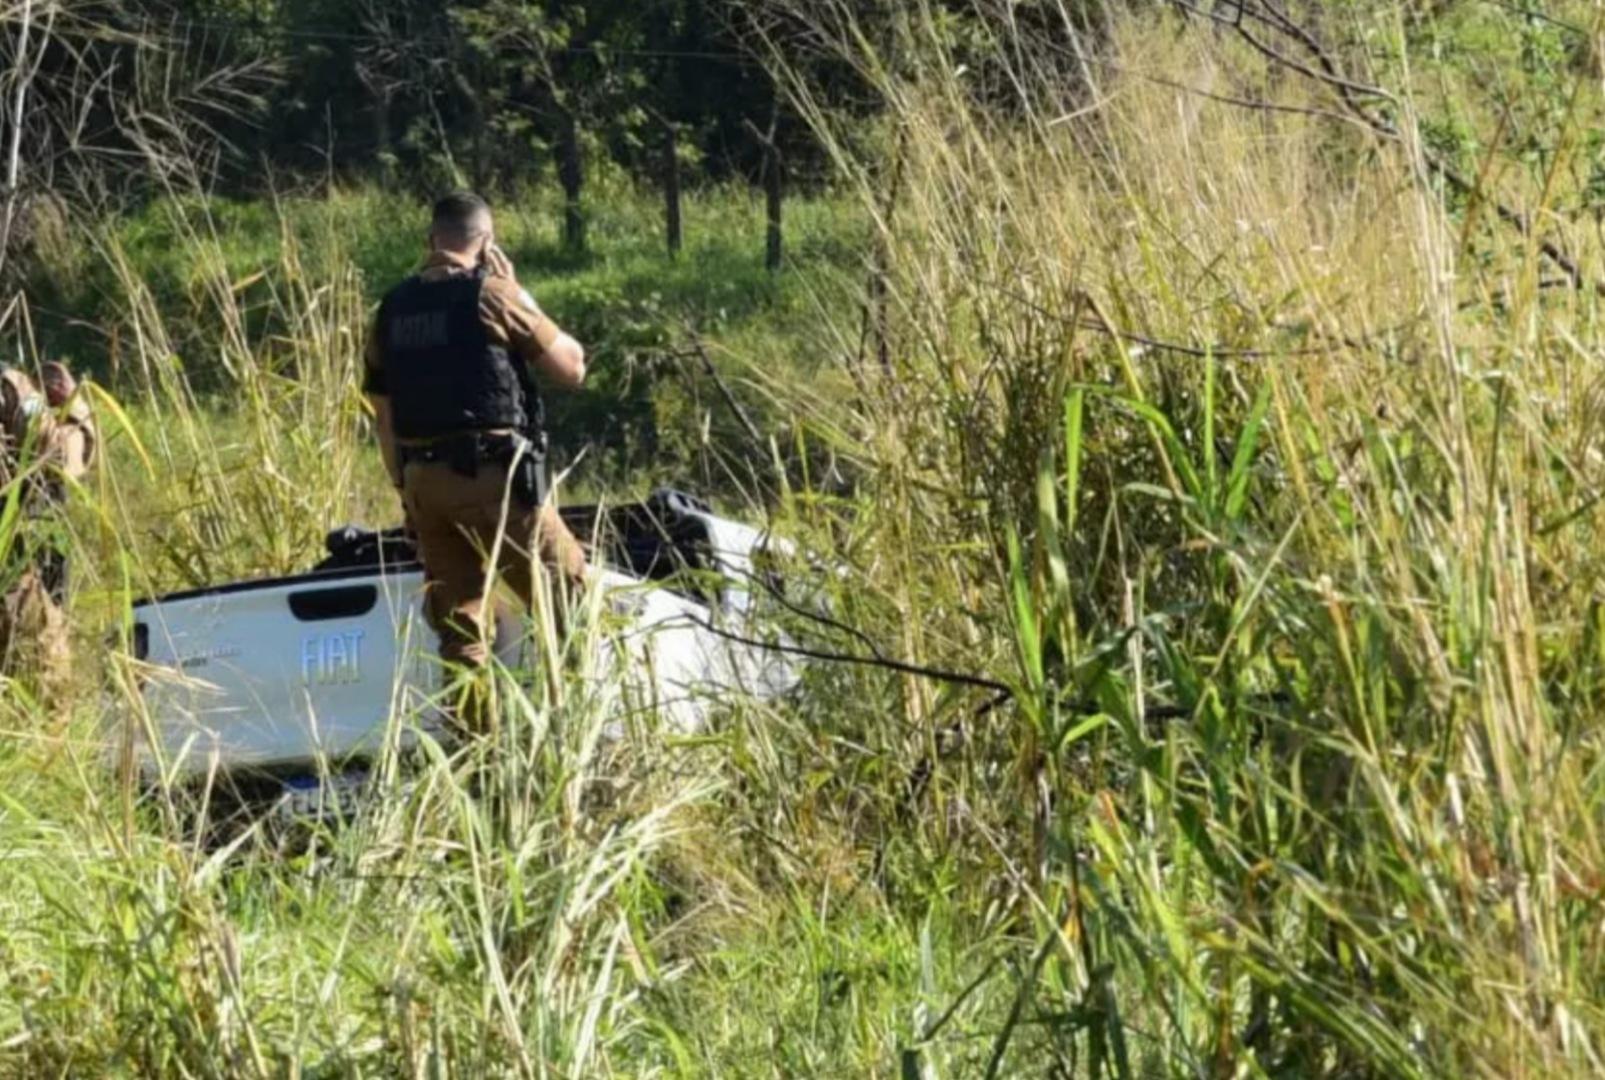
[378,271,531,439]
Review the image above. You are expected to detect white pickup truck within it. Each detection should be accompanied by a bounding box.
[125,490,797,819]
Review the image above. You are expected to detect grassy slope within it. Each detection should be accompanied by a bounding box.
[29,180,858,600]
[4,3,1605,1076]
[36,177,858,492]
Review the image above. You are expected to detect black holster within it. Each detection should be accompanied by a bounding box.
[511,447,547,509]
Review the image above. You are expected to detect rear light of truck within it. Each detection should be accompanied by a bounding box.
[106,620,151,692]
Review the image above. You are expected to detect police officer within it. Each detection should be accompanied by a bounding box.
[0,361,97,691]
[364,192,588,703]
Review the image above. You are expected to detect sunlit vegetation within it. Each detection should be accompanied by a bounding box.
[3,1,1604,1075]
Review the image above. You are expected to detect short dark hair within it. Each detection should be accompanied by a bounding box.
[431,191,491,235]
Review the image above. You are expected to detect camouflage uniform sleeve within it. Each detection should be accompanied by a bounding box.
[0,370,84,489]
[0,370,41,443]
[479,276,562,370]
[0,370,50,452]
[0,374,17,482]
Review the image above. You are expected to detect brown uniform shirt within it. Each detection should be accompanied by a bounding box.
[362,249,563,412]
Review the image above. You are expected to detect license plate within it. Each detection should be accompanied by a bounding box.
[273,770,368,825]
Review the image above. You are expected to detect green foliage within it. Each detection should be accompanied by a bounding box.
[144,0,823,206]
[30,180,861,497]
[5,2,1605,1076]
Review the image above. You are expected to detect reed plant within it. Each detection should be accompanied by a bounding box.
[742,3,1605,1074]
[2,2,1603,1075]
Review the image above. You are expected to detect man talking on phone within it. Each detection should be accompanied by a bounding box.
[363,191,587,727]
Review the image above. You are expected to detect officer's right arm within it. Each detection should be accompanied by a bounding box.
[541,330,587,390]
[362,322,403,489]
[483,278,586,390]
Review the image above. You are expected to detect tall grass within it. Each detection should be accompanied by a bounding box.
[749,3,1605,1074]
[2,2,1604,1076]
[4,190,755,1074]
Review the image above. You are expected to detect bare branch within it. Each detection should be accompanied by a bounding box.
[675,331,768,449]
[1132,70,1377,131]
[1162,0,1603,296]
[994,286,1341,359]
[1233,21,1391,103]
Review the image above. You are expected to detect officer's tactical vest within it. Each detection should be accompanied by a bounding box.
[378,271,534,439]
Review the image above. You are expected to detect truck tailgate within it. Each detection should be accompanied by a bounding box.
[133,568,438,773]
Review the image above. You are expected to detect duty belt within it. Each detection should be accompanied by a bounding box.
[398,432,540,475]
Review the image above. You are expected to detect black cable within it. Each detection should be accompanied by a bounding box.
[687,614,1015,695]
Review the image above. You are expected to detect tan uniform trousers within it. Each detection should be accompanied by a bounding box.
[401,461,586,669]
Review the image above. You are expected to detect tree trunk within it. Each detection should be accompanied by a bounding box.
[862,133,906,374]
[664,120,682,257]
[0,0,36,275]
[764,140,783,272]
[558,110,585,254]
[373,87,394,190]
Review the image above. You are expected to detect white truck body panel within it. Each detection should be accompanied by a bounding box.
[128,496,796,778]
